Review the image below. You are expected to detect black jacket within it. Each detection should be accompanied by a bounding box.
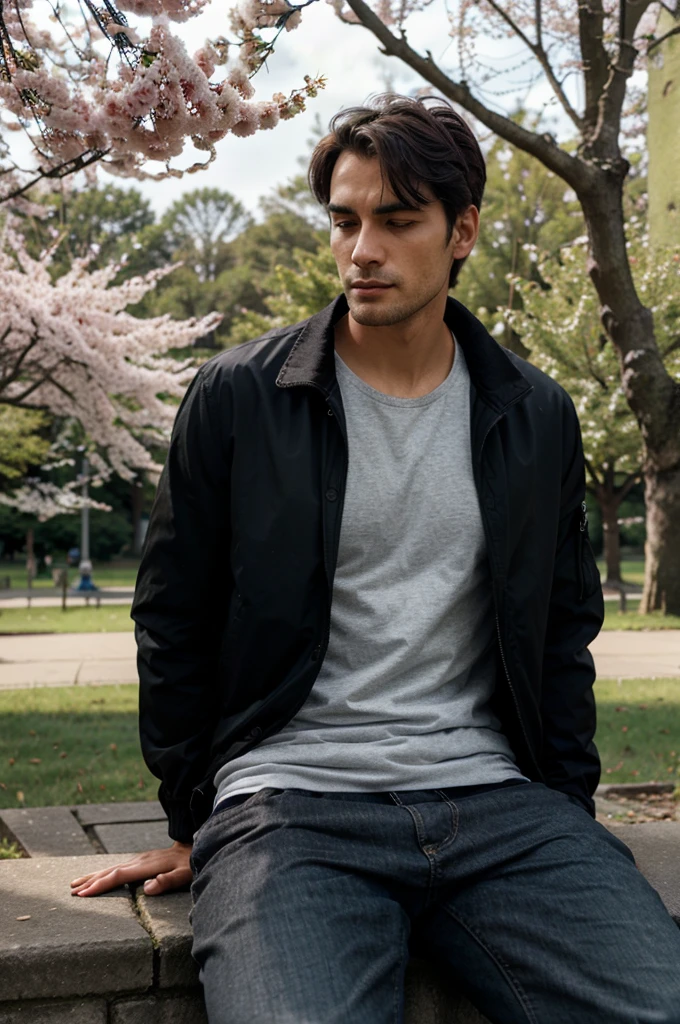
[131,294,604,844]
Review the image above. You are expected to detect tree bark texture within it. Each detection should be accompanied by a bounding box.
[640,466,680,614]
[580,186,680,613]
[600,497,623,585]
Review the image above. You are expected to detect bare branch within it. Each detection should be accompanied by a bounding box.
[482,0,582,131]
[648,23,680,53]
[578,0,610,131]
[616,471,642,502]
[0,148,110,205]
[591,0,656,155]
[6,367,77,406]
[661,335,680,358]
[583,456,604,489]
[0,330,41,393]
[342,0,589,191]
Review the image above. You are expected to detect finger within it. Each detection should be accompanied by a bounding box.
[71,872,100,887]
[143,867,193,895]
[71,863,145,896]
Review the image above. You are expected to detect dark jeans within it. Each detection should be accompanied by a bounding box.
[189,781,680,1023]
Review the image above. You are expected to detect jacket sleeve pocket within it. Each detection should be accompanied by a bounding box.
[576,501,600,602]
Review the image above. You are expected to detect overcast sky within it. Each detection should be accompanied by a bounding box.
[12,1,574,220]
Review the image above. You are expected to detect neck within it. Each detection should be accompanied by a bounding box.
[334,293,455,399]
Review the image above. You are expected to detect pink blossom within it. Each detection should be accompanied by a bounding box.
[0,0,320,198]
[227,62,256,100]
[0,215,223,505]
[231,101,261,136]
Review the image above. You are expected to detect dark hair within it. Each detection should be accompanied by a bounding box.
[308,93,486,288]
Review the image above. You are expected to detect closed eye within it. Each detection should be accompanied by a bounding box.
[333,221,415,229]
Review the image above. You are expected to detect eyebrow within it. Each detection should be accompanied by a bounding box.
[326,201,422,216]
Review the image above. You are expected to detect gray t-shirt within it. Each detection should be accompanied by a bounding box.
[213,337,524,809]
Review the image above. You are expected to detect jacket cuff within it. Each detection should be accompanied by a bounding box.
[159,793,199,844]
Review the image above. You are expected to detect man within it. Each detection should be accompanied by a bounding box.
[71,95,680,1022]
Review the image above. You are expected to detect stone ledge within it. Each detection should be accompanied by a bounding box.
[1,823,678,1023]
[136,892,198,990]
[606,821,680,923]
[1,809,94,859]
[0,857,153,1003]
[0,998,108,1024]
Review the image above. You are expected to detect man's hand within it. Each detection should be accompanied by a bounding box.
[70,841,193,898]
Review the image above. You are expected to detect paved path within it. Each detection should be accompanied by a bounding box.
[0,631,137,689]
[590,630,680,679]
[0,629,678,690]
[0,587,134,609]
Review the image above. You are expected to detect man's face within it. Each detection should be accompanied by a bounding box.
[327,151,471,328]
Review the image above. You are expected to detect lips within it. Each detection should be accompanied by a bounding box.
[351,283,392,291]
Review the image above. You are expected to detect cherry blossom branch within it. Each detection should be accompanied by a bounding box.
[479,0,583,131]
[0,216,226,514]
[0,0,326,200]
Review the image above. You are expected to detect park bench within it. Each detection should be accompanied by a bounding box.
[0,799,678,1024]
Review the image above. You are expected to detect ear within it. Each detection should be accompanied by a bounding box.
[450,205,480,259]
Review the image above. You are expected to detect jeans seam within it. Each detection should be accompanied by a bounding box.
[433,790,459,851]
[441,902,539,1024]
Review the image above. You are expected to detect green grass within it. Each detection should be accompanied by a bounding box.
[602,605,680,630]
[0,678,677,809]
[0,837,22,859]
[1,601,678,636]
[595,677,680,785]
[0,684,156,809]
[597,558,645,587]
[0,560,140,591]
[0,604,134,633]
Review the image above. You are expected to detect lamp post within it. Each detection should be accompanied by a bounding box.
[73,452,98,593]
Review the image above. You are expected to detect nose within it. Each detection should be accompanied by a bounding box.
[351,224,385,268]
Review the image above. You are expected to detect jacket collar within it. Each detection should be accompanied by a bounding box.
[276,293,532,413]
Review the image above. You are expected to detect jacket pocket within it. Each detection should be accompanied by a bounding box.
[576,501,600,601]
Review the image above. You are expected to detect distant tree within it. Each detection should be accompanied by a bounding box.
[158,188,253,283]
[229,245,340,344]
[0,408,51,484]
[453,131,585,354]
[15,184,156,281]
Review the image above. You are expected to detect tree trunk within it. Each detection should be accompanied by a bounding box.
[639,465,680,614]
[648,7,680,250]
[600,497,623,586]
[579,186,680,616]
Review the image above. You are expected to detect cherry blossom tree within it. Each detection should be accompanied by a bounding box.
[0,0,325,204]
[0,213,222,516]
[302,0,680,615]
[506,231,679,590]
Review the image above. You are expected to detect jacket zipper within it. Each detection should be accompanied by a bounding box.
[577,500,587,601]
[478,395,544,782]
